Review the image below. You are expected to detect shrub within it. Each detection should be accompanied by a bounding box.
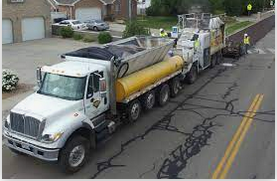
[83,35,96,43]
[2,69,19,92]
[123,21,150,38]
[98,32,113,44]
[60,26,74,38]
[73,33,83,40]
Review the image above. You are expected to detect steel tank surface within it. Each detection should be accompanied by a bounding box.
[116,56,184,102]
[107,36,175,78]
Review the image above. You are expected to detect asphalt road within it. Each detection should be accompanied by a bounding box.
[2,29,275,179]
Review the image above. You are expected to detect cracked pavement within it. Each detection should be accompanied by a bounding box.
[2,29,275,179]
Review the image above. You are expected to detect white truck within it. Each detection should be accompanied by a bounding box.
[172,13,226,83]
[3,14,226,173]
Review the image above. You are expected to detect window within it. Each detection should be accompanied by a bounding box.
[85,20,94,23]
[87,73,100,98]
[87,75,94,98]
[93,74,100,92]
[38,73,86,100]
[60,21,69,25]
[115,2,121,15]
[72,20,82,25]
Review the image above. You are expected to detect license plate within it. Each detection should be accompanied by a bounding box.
[21,144,31,151]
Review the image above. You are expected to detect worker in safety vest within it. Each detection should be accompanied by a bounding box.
[192,34,200,52]
[244,33,250,54]
[194,38,200,50]
[247,3,252,16]
[160,28,167,37]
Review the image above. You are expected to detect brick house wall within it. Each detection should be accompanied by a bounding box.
[2,0,51,43]
[113,0,137,20]
[57,5,73,18]
[56,0,137,21]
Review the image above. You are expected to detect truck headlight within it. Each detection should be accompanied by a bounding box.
[41,132,63,143]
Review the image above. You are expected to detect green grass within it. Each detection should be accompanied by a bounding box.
[73,33,83,40]
[213,10,225,15]
[134,16,253,36]
[135,16,178,31]
[226,21,253,35]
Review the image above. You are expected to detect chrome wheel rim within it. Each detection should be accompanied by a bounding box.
[69,145,85,168]
[174,81,179,94]
[162,89,169,103]
[131,103,140,120]
[147,93,155,108]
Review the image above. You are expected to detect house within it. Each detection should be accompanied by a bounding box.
[2,0,52,44]
[51,0,137,22]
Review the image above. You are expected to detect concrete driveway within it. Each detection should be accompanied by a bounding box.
[2,38,98,85]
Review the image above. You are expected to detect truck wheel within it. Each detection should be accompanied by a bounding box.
[186,64,198,84]
[169,78,180,98]
[210,55,216,68]
[157,84,170,106]
[127,100,141,122]
[142,91,155,111]
[59,136,90,173]
[217,51,223,64]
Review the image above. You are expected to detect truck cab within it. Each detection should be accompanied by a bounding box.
[3,60,114,172]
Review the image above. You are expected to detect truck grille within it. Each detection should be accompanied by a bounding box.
[10,112,40,138]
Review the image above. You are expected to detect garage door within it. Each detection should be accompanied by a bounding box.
[22,17,45,41]
[2,19,13,44]
[75,8,102,22]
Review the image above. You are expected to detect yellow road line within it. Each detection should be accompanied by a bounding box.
[218,94,264,179]
[211,94,263,179]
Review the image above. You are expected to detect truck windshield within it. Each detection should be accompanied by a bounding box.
[38,73,86,101]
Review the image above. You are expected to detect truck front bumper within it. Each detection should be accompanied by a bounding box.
[4,134,60,162]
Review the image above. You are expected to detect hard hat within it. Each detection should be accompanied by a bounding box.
[244,33,248,37]
[160,28,164,32]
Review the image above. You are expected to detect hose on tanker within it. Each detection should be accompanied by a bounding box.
[116,62,129,78]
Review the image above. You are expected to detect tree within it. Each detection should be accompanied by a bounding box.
[209,0,224,14]
[146,0,272,17]
[123,21,150,38]
[146,0,211,16]
[223,0,272,16]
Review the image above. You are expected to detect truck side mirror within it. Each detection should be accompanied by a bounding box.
[100,78,106,92]
[100,77,107,99]
[36,67,42,86]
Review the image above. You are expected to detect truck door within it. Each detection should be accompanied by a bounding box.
[84,72,107,120]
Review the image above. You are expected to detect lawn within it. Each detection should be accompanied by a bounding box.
[135,15,253,35]
[136,16,178,31]
[225,21,254,35]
